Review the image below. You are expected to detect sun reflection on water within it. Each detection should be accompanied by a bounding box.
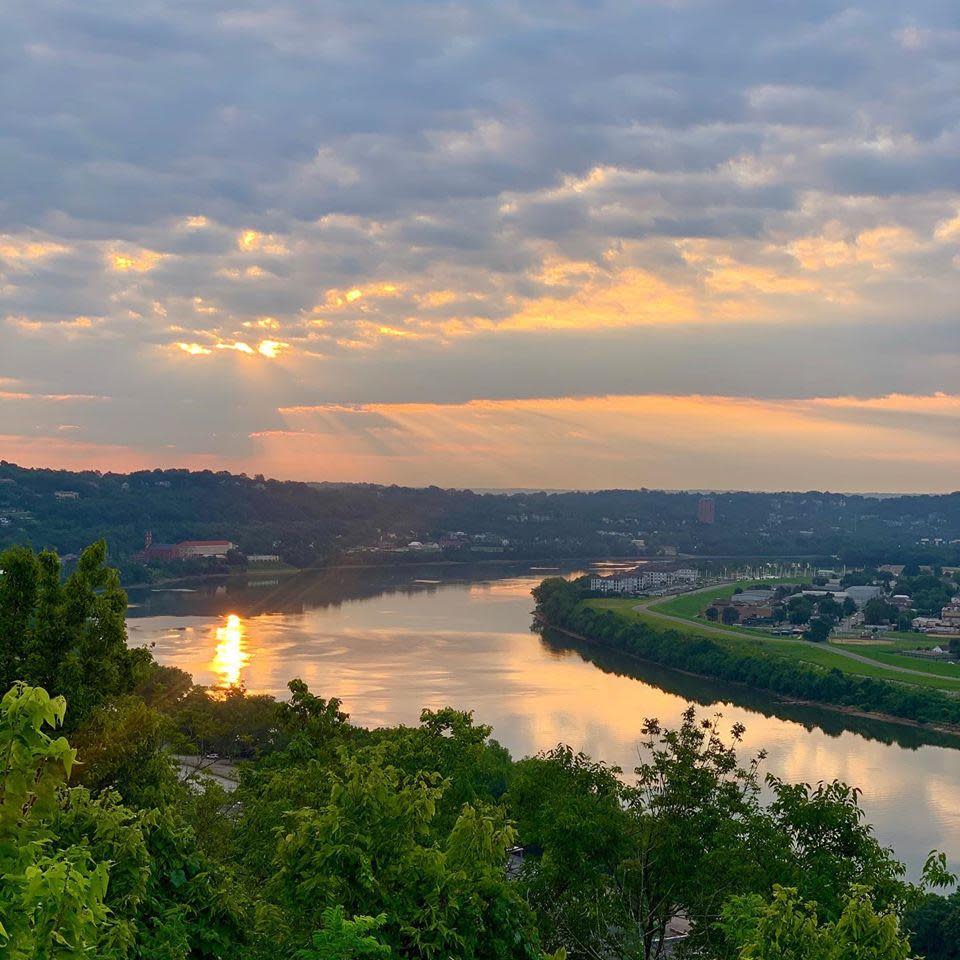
[210,613,249,689]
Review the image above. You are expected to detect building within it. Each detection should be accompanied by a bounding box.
[589,567,700,595]
[843,585,883,607]
[736,604,776,623]
[733,588,776,606]
[942,603,960,629]
[248,554,280,564]
[138,532,237,562]
[697,497,716,524]
[176,540,237,559]
[54,490,79,501]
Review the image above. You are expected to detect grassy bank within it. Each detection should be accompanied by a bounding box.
[534,577,960,729]
[595,581,960,693]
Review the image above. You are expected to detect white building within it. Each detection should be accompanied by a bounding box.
[590,568,700,595]
[177,540,237,558]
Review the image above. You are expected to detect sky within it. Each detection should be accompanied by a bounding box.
[2,0,959,493]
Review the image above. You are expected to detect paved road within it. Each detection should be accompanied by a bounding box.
[639,596,953,681]
[174,755,240,792]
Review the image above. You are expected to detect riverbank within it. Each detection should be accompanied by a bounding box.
[535,614,960,741]
[533,577,960,732]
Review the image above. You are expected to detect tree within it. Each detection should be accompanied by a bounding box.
[0,679,248,960]
[510,711,770,960]
[863,598,898,626]
[0,683,111,957]
[895,612,914,632]
[817,597,841,622]
[509,745,639,958]
[705,606,719,621]
[720,885,911,960]
[71,695,181,808]
[788,596,815,625]
[296,907,392,959]
[0,541,142,726]
[841,597,857,617]
[722,606,740,625]
[263,750,543,959]
[904,892,960,960]
[805,618,832,643]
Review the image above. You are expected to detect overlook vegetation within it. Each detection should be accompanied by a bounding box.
[2,542,960,958]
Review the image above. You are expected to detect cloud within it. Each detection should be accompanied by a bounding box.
[254,391,960,492]
[2,1,959,485]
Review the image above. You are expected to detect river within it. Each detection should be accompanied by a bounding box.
[126,563,960,879]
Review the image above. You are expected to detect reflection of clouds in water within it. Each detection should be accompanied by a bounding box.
[468,578,548,600]
[128,572,960,878]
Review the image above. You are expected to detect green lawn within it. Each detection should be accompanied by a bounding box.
[832,644,960,679]
[586,593,960,693]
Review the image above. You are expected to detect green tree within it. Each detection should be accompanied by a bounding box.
[296,907,392,959]
[720,885,910,959]
[510,711,771,960]
[863,598,898,625]
[72,695,181,808]
[817,596,841,621]
[805,617,832,643]
[904,891,960,959]
[0,541,142,725]
[722,606,740,625]
[788,595,815,625]
[264,750,542,959]
[0,682,111,957]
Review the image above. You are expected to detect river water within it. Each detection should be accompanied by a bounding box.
[126,563,960,879]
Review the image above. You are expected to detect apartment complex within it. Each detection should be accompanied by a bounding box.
[589,567,699,595]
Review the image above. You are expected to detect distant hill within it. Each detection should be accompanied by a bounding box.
[1,461,958,577]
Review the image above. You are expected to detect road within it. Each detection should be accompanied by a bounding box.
[174,755,240,792]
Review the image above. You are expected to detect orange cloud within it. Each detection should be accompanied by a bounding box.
[501,267,699,330]
[109,248,167,272]
[175,342,213,356]
[0,433,243,474]
[237,230,288,255]
[314,282,402,312]
[256,339,288,358]
[0,235,70,263]
[260,392,960,492]
[788,225,919,272]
